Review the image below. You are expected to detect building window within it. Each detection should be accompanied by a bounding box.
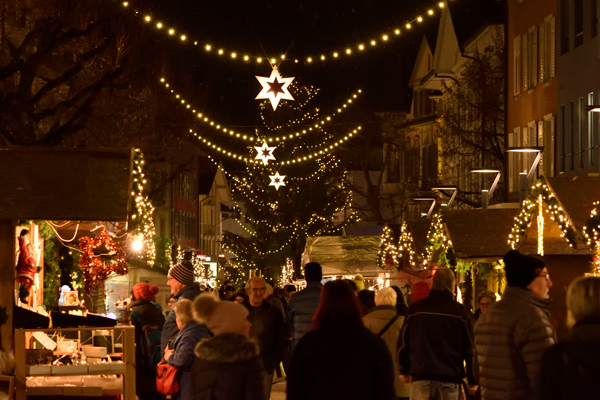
[386,145,400,183]
[513,36,521,96]
[560,0,570,54]
[574,0,584,47]
[539,15,556,83]
[570,101,575,170]
[560,105,565,173]
[523,26,538,90]
[589,92,595,166]
[593,0,599,37]
[579,97,584,167]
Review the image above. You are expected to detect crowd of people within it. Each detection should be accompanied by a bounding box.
[128,252,600,400]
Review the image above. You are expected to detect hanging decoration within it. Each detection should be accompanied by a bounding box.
[130,149,157,266]
[254,141,277,165]
[507,178,577,250]
[15,229,40,304]
[583,201,600,275]
[537,194,544,256]
[256,67,294,110]
[269,171,286,190]
[78,231,127,293]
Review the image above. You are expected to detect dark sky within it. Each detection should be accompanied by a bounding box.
[147,0,439,130]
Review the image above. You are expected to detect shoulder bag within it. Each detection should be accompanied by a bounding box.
[156,359,180,395]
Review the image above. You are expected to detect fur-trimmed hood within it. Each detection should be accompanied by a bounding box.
[194,332,259,364]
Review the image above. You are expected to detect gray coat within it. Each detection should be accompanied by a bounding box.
[474,286,556,400]
[286,281,322,350]
[363,305,410,398]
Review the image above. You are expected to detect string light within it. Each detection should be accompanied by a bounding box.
[583,201,600,274]
[79,231,127,293]
[160,78,362,143]
[124,0,444,66]
[537,194,544,256]
[130,149,157,266]
[508,178,577,250]
[424,212,453,266]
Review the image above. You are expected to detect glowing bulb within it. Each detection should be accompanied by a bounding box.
[406,23,411,29]
[156,22,163,28]
[144,16,151,22]
[371,40,376,46]
[205,44,211,51]
[382,35,388,40]
[333,52,339,57]
[168,29,175,35]
[417,16,423,22]
[439,2,444,7]
[180,35,186,41]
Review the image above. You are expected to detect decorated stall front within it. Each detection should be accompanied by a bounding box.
[508,176,600,337]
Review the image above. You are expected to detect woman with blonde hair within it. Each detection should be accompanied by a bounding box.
[539,276,600,399]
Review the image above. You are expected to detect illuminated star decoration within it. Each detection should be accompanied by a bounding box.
[269,172,286,190]
[255,67,295,110]
[254,141,277,165]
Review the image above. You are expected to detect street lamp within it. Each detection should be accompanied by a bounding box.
[432,187,458,208]
[505,146,543,202]
[471,169,501,209]
[586,105,600,112]
[413,197,436,218]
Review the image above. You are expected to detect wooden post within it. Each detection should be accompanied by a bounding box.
[0,220,15,352]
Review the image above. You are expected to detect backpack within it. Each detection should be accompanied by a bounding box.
[131,310,164,372]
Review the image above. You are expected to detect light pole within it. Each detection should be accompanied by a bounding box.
[470,169,501,210]
[505,146,543,202]
[432,187,458,208]
[413,197,437,218]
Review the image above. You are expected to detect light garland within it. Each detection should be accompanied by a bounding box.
[376,226,398,269]
[160,78,362,143]
[124,1,444,66]
[130,149,157,267]
[424,212,453,267]
[78,231,127,293]
[583,201,600,274]
[537,194,544,256]
[507,178,577,250]
[279,258,294,286]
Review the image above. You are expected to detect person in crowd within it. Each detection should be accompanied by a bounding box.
[286,280,396,400]
[398,268,477,400]
[410,281,430,304]
[129,282,166,400]
[390,285,409,316]
[233,291,248,304]
[287,262,323,351]
[265,282,285,319]
[244,276,285,399]
[164,299,210,400]
[281,284,296,312]
[358,289,376,316]
[191,294,266,400]
[161,261,201,354]
[475,250,556,400]
[539,276,600,400]
[166,295,177,316]
[364,287,410,400]
[353,274,365,291]
[473,290,496,321]
[222,285,237,301]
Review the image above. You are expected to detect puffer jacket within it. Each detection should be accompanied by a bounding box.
[191,332,266,400]
[286,281,322,350]
[474,286,556,400]
[363,305,410,398]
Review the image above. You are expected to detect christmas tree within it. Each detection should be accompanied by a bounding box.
[221,80,354,282]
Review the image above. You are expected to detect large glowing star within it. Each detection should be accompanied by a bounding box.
[254,141,277,165]
[269,172,286,190]
[255,67,295,110]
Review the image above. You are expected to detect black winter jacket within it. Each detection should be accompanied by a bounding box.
[286,281,322,350]
[245,300,285,372]
[191,333,266,400]
[398,289,475,384]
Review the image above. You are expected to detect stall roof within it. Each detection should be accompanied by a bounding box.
[546,176,600,232]
[302,235,383,277]
[444,208,520,261]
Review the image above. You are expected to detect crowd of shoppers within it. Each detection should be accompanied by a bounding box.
[126,251,600,400]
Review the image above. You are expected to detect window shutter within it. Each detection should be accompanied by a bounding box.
[538,121,545,175]
[508,131,514,192]
[532,26,538,86]
[522,126,529,173]
[523,34,529,90]
[514,36,521,96]
[551,15,556,78]
[539,22,546,82]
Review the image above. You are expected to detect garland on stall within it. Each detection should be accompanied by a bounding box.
[130,149,157,267]
[79,231,128,293]
[507,178,577,250]
[376,226,398,269]
[424,212,455,268]
[583,201,600,274]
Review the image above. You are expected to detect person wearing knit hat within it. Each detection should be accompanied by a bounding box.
[133,282,160,303]
[190,294,265,400]
[161,260,202,355]
[474,250,556,400]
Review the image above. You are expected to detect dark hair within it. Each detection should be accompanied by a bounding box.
[234,291,248,301]
[390,285,407,307]
[284,284,297,293]
[357,289,375,314]
[313,280,363,330]
[345,279,358,291]
[304,262,323,282]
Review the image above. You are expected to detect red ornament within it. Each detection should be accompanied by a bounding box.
[79,231,127,293]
